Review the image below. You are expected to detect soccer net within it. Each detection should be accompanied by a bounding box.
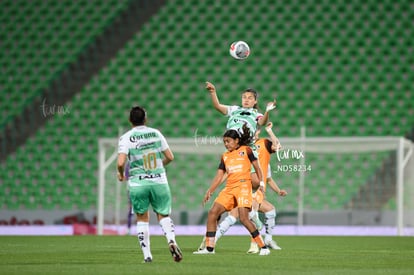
[97,135,414,235]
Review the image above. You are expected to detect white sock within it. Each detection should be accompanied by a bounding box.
[137,221,152,259]
[216,215,237,240]
[264,209,276,242]
[159,217,176,244]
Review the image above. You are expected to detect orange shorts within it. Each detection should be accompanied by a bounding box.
[214,181,252,211]
[252,189,264,204]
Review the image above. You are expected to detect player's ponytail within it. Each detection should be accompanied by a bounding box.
[223,123,253,146]
[238,123,254,145]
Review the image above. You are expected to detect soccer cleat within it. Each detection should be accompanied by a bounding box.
[193,248,215,255]
[265,240,282,250]
[259,247,271,256]
[169,241,183,262]
[142,257,152,263]
[246,242,259,254]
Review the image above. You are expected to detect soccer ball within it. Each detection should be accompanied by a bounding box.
[229,41,250,60]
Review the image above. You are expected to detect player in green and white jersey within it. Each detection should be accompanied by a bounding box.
[205,81,276,144]
[117,106,182,263]
[205,81,277,173]
[195,82,278,252]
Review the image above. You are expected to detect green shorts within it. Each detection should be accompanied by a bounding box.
[129,184,172,216]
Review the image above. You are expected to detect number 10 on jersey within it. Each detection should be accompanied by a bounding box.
[143,152,157,170]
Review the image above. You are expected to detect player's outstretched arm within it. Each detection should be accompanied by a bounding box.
[205,81,228,115]
[267,177,288,196]
[265,122,282,151]
[258,99,277,126]
[203,169,225,205]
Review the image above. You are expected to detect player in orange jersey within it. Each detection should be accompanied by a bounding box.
[247,122,288,253]
[193,124,270,256]
[197,122,287,253]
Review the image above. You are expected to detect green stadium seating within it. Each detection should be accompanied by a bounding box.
[0,0,129,128]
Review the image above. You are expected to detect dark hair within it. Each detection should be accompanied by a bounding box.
[244,88,258,99]
[129,106,146,126]
[223,123,253,146]
[242,88,258,109]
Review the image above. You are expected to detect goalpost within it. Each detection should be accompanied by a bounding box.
[97,138,128,235]
[97,135,414,236]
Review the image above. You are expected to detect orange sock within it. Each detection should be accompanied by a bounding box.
[206,231,216,251]
[250,230,266,248]
[253,234,266,248]
[206,237,215,248]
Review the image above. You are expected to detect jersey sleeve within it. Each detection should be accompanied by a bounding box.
[226,105,239,117]
[118,134,129,154]
[157,130,170,151]
[256,111,264,121]
[218,157,226,171]
[246,147,257,162]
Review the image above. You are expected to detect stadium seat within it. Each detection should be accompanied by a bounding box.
[1,0,413,213]
[0,0,130,130]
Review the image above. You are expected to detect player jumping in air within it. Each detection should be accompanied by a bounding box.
[205,81,276,141]
[205,81,277,224]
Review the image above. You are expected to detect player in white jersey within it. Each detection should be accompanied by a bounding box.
[117,106,183,263]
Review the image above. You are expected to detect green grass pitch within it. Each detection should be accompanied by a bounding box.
[1,235,413,274]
